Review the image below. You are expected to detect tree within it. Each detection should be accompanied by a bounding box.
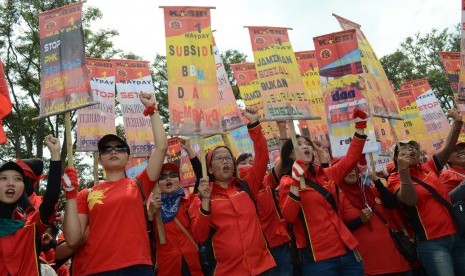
[0,0,123,187]
[380,25,460,111]
[221,49,247,99]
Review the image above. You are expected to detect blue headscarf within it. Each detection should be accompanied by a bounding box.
[161,188,185,223]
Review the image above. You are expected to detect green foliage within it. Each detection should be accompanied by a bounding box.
[221,49,247,99]
[380,25,460,111]
[0,1,122,187]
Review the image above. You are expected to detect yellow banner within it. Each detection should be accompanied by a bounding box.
[295,50,329,143]
[247,26,316,120]
[163,7,222,135]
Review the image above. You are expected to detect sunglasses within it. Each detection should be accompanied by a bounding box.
[159,172,179,180]
[100,145,128,155]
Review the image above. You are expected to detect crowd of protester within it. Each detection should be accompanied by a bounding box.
[2,92,465,276]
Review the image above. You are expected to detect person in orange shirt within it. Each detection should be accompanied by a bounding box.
[279,109,368,275]
[62,92,168,276]
[189,106,276,275]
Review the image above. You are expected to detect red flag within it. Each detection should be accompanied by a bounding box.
[0,60,12,144]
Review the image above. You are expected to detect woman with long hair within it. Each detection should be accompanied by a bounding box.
[62,92,167,276]
[278,109,368,275]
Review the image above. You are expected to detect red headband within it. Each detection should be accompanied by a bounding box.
[16,159,45,188]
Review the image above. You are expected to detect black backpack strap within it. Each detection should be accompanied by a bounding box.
[237,180,257,208]
[304,178,338,213]
[134,178,157,270]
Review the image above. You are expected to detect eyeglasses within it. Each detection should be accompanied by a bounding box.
[211,156,234,163]
[159,172,179,180]
[100,145,128,155]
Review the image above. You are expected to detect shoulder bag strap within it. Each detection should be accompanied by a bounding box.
[410,176,453,211]
[173,217,199,250]
[304,178,338,213]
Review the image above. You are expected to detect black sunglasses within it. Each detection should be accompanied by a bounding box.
[159,172,179,180]
[100,145,128,155]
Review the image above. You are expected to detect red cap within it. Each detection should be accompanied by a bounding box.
[161,162,180,174]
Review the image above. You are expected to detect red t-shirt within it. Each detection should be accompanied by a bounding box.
[388,159,457,241]
[76,170,155,275]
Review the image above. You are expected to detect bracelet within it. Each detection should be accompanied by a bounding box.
[143,103,158,116]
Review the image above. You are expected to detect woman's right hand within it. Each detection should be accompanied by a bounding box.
[147,193,161,219]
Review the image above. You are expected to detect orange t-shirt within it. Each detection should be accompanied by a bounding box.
[76,170,155,275]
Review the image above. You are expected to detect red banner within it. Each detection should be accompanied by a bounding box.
[439,51,460,96]
[0,60,11,144]
[76,58,117,152]
[114,59,155,157]
[38,2,93,118]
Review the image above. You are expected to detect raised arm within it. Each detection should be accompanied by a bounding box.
[188,179,212,242]
[62,168,88,249]
[434,108,463,168]
[139,92,168,182]
[243,106,269,197]
[395,153,417,206]
[39,135,62,224]
[180,137,203,193]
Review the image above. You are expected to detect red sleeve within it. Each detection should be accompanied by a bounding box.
[244,122,269,198]
[387,172,401,195]
[136,169,157,199]
[278,175,301,223]
[324,133,367,184]
[338,190,360,222]
[188,194,213,243]
[263,170,278,189]
[440,170,462,193]
[76,189,90,215]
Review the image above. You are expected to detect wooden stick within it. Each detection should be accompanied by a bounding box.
[93,152,99,185]
[199,136,208,181]
[288,121,306,189]
[65,112,73,167]
[152,183,166,244]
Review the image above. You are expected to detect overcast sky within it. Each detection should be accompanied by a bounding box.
[85,0,459,62]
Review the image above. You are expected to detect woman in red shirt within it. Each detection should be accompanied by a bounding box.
[62,92,167,276]
[189,106,276,275]
[388,108,465,276]
[278,109,368,275]
[148,161,203,276]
